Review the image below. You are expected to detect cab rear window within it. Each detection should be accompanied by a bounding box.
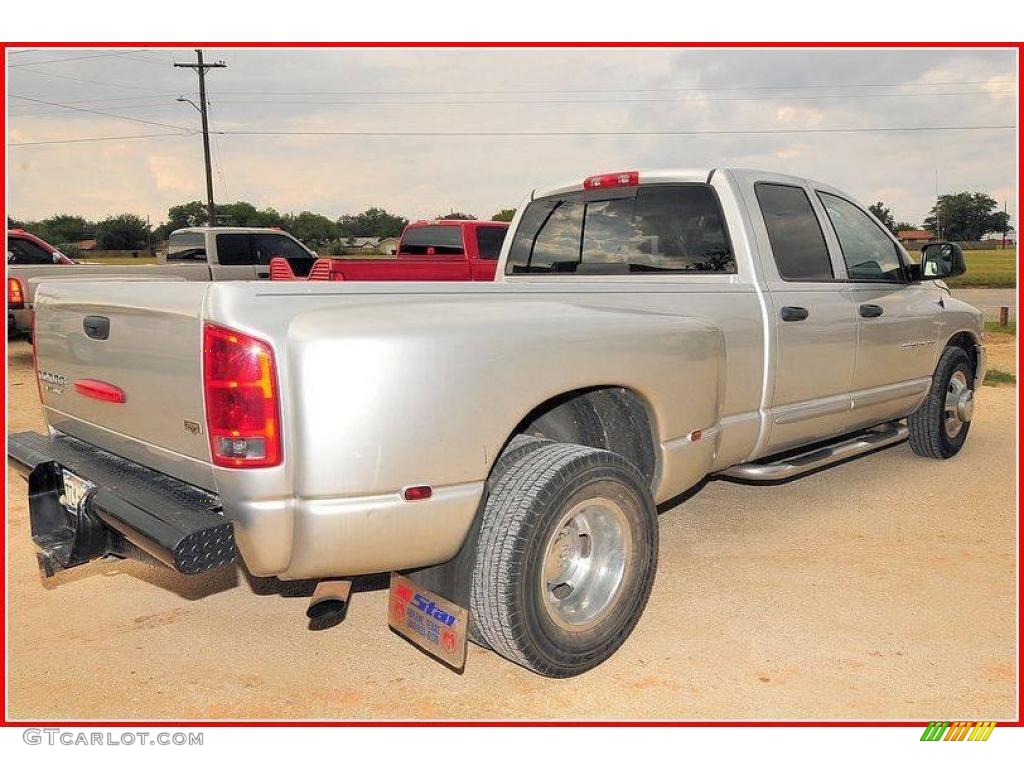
[506,184,735,275]
[399,226,464,256]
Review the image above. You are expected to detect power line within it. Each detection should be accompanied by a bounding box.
[207,78,1017,97]
[203,88,1015,108]
[207,100,231,202]
[8,133,189,147]
[9,94,192,132]
[11,66,170,92]
[11,87,1015,119]
[8,49,150,67]
[215,125,1015,138]
[10,123,1014,147]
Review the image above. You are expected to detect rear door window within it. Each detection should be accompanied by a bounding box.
[167,232,207,261]
[474,226,507,260]
[215,234,254,266]
[251,234,312,265]
[506,184,734,275]
[400,226,465,256]
[754,183,833,281]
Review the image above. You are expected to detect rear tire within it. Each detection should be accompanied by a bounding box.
[908,345,975,459]
[470,441,658,677]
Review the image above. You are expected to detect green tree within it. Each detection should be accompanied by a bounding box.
[165,201,208,230]
[491,208,516,222]
[95,213,150,250]
[284,211,337,248]
[923,192,1012,241]
[868,202,897,234]
[337,207,409,238]
[893,221,917,233]
[437,211,476,220]
[35,214,95,248]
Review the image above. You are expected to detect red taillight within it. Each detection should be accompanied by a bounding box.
[583,170,639,190]
[203,323,281,468]
[74,379,126,403]
[8,277,25,309]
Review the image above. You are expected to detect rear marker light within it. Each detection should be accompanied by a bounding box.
[402,485,433,501]
[203,323,282,468]
[583,171,639,190]
[8,277,25,309]
[74,379,126,403]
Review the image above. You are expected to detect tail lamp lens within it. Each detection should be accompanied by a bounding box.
[203,323,281,468]
[8,277,25,309]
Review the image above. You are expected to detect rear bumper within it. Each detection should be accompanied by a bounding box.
[7,431,235,575]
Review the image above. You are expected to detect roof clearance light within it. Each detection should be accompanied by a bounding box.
[583,171,639,190]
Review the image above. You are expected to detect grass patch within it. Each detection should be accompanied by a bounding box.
[984,320,1016,336]
[983,368,1016,387]
[945,248,1017,288]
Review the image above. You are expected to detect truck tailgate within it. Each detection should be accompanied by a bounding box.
[33,281,215,489]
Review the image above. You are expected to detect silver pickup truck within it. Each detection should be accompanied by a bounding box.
[7,226,316,337]
[8,168,985,677]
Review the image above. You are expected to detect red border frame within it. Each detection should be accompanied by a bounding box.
[1,40,1021,729]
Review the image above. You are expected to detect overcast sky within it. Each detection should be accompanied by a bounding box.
[6,47,1018,229]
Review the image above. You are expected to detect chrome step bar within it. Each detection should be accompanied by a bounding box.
[717,421,909,483]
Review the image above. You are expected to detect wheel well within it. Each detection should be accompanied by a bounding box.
[945,331,979,373]
[500,387,659,489]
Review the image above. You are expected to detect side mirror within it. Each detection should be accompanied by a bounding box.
[914,242,966,281]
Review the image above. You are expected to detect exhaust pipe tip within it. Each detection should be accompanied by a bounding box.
[306,579,353,631]
[306,598,349,630]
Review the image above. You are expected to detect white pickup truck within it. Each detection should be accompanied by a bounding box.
[7,226,316,337]
[9,168,984,677]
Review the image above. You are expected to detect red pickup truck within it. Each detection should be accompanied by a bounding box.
[278,220,508,282]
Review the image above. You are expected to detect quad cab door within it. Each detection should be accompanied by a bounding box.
[735,172,859,455]
[813,188,942,427]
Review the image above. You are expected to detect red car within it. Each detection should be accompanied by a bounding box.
[7,230,76,338]
[7,229,76,266]
[273,220,509,282]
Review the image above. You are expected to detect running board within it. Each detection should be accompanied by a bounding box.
[717,421,909,483]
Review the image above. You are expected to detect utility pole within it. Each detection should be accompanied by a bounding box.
[175,50,226,227]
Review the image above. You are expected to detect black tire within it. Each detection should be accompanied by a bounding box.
[470,441,658,678]
[908,345,975,459]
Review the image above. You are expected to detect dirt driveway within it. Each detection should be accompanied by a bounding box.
[5,340,1017,720]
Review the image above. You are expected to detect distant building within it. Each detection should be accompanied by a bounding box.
[72,238,98,251]
[377,236,400,255]
[350,237,381,251]
[897,229,932,247]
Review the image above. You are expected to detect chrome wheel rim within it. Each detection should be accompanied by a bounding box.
[944,370,973,439]
[539,496,632,632]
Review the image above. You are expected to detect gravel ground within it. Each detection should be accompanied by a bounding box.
[5,340,1017,721]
